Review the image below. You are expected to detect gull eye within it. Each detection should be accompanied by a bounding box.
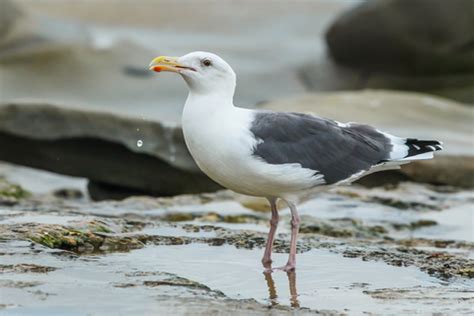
[202,59,212,67]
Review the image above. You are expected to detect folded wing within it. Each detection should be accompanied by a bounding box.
[250,111,441,185]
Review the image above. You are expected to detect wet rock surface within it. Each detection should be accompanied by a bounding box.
[0,164,472,315]
[0,264,57,274]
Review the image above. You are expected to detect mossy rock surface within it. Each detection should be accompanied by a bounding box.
[0,177,30,204]
[27,221,144,253]
[299,218,388,239]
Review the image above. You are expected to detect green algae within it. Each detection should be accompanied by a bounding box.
[392,220,438,231]
[458,268,474,278]
[29,227,103,251]
[28,222,143,253]
[299,218,388,238]
[163,213,195,222]
[162,212,265,224]
[0,177,30,203]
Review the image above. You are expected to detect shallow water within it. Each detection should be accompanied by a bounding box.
[415,204,474,241]
[3,239,471,316]
[115,244,441,312]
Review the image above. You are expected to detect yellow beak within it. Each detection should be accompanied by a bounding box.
[149,56,185,73]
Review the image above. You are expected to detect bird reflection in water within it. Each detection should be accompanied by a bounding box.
[263,269,300,308]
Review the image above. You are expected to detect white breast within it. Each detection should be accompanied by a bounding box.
[182,95,323,197]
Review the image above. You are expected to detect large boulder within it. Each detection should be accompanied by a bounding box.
[326,0,474,74]
[258,90,474,188]
[0,102,221,199]
[319,0,474,103]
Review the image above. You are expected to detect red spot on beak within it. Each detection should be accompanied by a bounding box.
[152,66,163,72]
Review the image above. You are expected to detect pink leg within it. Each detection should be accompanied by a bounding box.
[261,198,279,270]
[280,200,300,272]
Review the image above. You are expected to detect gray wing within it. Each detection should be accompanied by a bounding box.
[250,111,393,184]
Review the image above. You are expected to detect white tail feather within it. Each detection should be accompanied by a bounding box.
[399,151,434,161]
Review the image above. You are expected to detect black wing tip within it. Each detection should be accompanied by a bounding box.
[405,138,443,157]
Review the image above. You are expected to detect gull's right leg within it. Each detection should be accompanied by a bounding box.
[273,199,300,272]
[261,197,279,270]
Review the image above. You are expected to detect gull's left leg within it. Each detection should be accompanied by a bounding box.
[281,200,300,272]
[261,197,279,270]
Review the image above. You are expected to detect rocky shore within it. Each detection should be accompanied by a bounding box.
[1,165,472,314]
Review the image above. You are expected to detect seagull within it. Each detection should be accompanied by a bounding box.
[149,51,442,271]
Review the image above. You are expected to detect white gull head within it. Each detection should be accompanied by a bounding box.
[149,51,236,97]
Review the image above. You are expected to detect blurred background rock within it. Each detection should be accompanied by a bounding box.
[0,0,473,200]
